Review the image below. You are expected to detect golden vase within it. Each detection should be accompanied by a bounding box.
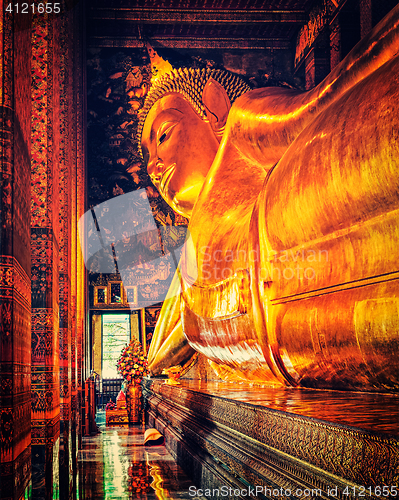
[125,383,143,425]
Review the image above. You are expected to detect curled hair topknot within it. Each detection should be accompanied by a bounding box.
[137,68,250,159]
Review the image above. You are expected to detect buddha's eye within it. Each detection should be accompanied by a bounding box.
[157,122,176,147]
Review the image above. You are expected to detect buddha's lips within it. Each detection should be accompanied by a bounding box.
[160,164,176,194]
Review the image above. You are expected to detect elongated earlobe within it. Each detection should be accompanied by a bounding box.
[202,78,231,140]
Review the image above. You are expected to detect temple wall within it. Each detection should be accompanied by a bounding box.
[295,0,399,88]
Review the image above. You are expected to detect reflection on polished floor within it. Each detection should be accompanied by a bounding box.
[176,381,399,435]
[79,413,200,499]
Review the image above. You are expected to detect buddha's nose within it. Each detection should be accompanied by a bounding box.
[147,159,163,184]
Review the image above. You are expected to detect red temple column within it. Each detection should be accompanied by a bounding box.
[72,1,87,464]
[58,11,73,496]
[359,0,373,38]
[57,5,86,494]
[0,11,32,500]
[304,44,330,90]
[30,16,61,499]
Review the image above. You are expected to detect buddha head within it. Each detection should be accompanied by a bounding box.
[138,67,250,218]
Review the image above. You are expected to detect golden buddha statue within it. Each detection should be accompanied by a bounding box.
[139,5,399,391]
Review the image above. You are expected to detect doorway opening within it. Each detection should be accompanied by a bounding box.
[102,313,131,379]
[91,310,142,408]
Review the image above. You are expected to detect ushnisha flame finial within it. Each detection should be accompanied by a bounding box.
[146,42,173,83]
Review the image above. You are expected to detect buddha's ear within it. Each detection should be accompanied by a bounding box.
[202,78,231,139]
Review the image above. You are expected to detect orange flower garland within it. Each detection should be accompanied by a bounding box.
[116,340,148,385]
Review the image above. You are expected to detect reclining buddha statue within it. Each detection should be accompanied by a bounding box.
[138,4,399,391]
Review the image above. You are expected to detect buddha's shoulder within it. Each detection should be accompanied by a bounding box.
[229,86,303,121]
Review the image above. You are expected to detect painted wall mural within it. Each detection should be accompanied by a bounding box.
[86,47,189,307]
[87,48,189,220]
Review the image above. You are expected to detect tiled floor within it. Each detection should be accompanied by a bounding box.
[78,412,200,499]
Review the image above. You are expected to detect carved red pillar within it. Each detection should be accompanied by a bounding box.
[58,7,86,496]
[359,0,373,38]
[30,16,61,499]
[73,0,87,461]
[0,11,32,500]
[329,18,341,71]
[58,11,73,496]
[304,45,330,90]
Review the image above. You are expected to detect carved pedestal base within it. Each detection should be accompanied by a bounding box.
[142,379,398,499]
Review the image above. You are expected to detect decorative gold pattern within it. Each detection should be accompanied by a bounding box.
[0,256,30,310]
[106,409,129,425]
[143,380,399,491]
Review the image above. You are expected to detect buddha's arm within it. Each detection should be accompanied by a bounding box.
[147,320,196,375]
[147,271,196,375]
[228,3,399,169]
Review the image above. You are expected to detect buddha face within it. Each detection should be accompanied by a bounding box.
[141,94,220,218]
